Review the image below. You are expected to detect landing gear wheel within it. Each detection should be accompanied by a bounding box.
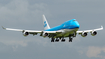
[69,38,72,42]
[51,40,54,42]
[51,38,55,42]
[61,39,65,42]
[55,38,59,42]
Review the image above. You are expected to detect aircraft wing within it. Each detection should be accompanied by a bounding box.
[77,26,103,34]
[2,26,24,32]
[2,26,62,35]
[2,26,42,33]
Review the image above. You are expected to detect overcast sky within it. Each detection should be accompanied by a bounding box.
[0,0,105,59]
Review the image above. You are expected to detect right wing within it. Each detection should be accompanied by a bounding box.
[2,26,42,36]
[2,26,62,36]
[2,26,24,32]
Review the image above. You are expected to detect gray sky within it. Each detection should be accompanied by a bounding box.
[0,0,105,59]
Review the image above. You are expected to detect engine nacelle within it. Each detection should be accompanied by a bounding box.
[43,32,49,37]
[81,32,88,37]
[91,31,97,36]
[23,32,29,36]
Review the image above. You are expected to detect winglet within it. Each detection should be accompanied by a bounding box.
[2,26,6,29]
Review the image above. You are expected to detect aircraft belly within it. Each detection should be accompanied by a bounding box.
[55,28,79,37]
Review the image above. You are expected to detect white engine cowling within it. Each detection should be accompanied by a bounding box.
[81,32,88,37]
[91,31,97,36]
[23,32,29,36]
[43,32,49,37]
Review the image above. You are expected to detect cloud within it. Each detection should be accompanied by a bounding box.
[86,46,105,59]
[0,0,104,59]
[0,37,30,47]
[0,0,50,25]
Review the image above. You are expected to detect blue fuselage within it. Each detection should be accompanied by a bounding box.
[45,19,80,31]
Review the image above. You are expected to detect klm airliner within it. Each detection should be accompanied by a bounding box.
[2,15,103,42]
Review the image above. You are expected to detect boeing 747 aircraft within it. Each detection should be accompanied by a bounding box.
[2,15,103,42]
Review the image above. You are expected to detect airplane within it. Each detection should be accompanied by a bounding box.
[2,15,103,42]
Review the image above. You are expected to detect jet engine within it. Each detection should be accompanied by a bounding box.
[23,31,29,36]
[43,32,49,37]
[81,32,88,37]
[91,31,97,36]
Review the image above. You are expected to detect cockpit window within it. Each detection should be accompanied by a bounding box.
[73,20,76,21]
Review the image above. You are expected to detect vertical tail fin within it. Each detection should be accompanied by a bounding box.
[43,15,50,30]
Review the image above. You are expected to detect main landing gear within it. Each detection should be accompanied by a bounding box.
[51,37,73,42]
[69,37,73,42]
[51,37,55,42]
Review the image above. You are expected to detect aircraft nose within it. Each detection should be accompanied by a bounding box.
[75,22,80,28]
[76,24,80,28]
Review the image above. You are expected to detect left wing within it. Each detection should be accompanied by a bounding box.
[77,26,103,34]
